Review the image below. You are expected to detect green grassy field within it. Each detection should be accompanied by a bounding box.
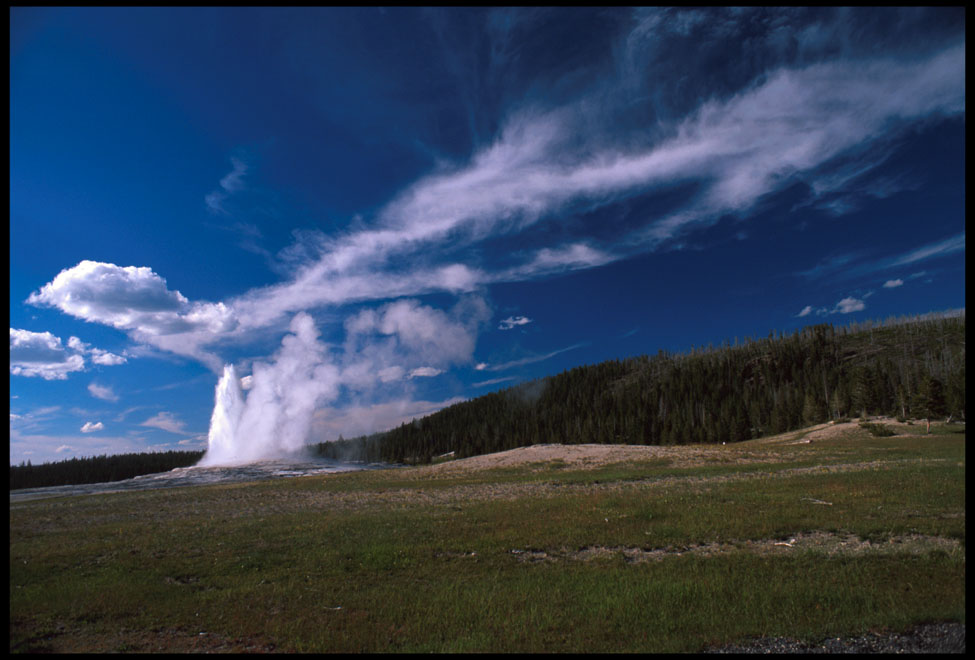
[9,423,965,652]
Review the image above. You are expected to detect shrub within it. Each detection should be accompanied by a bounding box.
[859,422,896,437]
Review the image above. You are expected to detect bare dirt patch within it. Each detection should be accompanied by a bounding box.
[411,441,783,478]
[407,417,961,478]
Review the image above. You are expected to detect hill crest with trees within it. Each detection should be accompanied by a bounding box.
[316,310,965,464]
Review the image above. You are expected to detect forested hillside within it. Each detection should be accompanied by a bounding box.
[316,311,965,464]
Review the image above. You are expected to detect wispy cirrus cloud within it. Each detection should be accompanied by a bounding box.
[205,156,248,215]
[798,232,965,285]
[796,252,861,281]
[476,342,587,372]
[140,411,192,435]
[887,232,965,268]
[472,375,518,388]
[225,41,964,332]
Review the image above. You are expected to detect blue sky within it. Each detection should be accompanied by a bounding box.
[10,7,966,465]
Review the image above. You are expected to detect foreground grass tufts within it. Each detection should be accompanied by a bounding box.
[10,430,966,652]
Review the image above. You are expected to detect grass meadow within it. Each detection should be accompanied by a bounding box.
[9,424,965,652]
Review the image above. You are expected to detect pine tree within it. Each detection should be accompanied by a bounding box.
[830,381,850,419]
[912,375,947,433]
[803,391,824,425]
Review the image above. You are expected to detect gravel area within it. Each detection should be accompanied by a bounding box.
[705,621,965,653]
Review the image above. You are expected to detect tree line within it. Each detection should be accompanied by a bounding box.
[9,450,205,491]
[314,311,965,465]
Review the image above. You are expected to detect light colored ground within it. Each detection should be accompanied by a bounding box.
[410,417,942,477]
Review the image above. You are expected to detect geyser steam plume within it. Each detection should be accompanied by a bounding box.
[201,363,245,465]
[197,312,339,466]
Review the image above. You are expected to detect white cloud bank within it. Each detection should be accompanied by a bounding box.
[26,260,236,370]
[10,329,85,380]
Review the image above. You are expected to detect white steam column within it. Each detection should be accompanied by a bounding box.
[198,364,245,466]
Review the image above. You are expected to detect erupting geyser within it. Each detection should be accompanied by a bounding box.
[198,364,246,466]
[197,312,341,467]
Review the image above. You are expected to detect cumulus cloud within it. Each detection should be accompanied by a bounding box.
[883,279,904,288]
[498,315,532,330]
[833,296,865,314]
[10,329,85,380]
[68,336,127,366]
[340,297,489,390]
[87,383,119,402]
[80,421,104,433]
[26,260,237,369]
[44,262,233,338]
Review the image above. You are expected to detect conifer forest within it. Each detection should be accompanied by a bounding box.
[317,311,965,464]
